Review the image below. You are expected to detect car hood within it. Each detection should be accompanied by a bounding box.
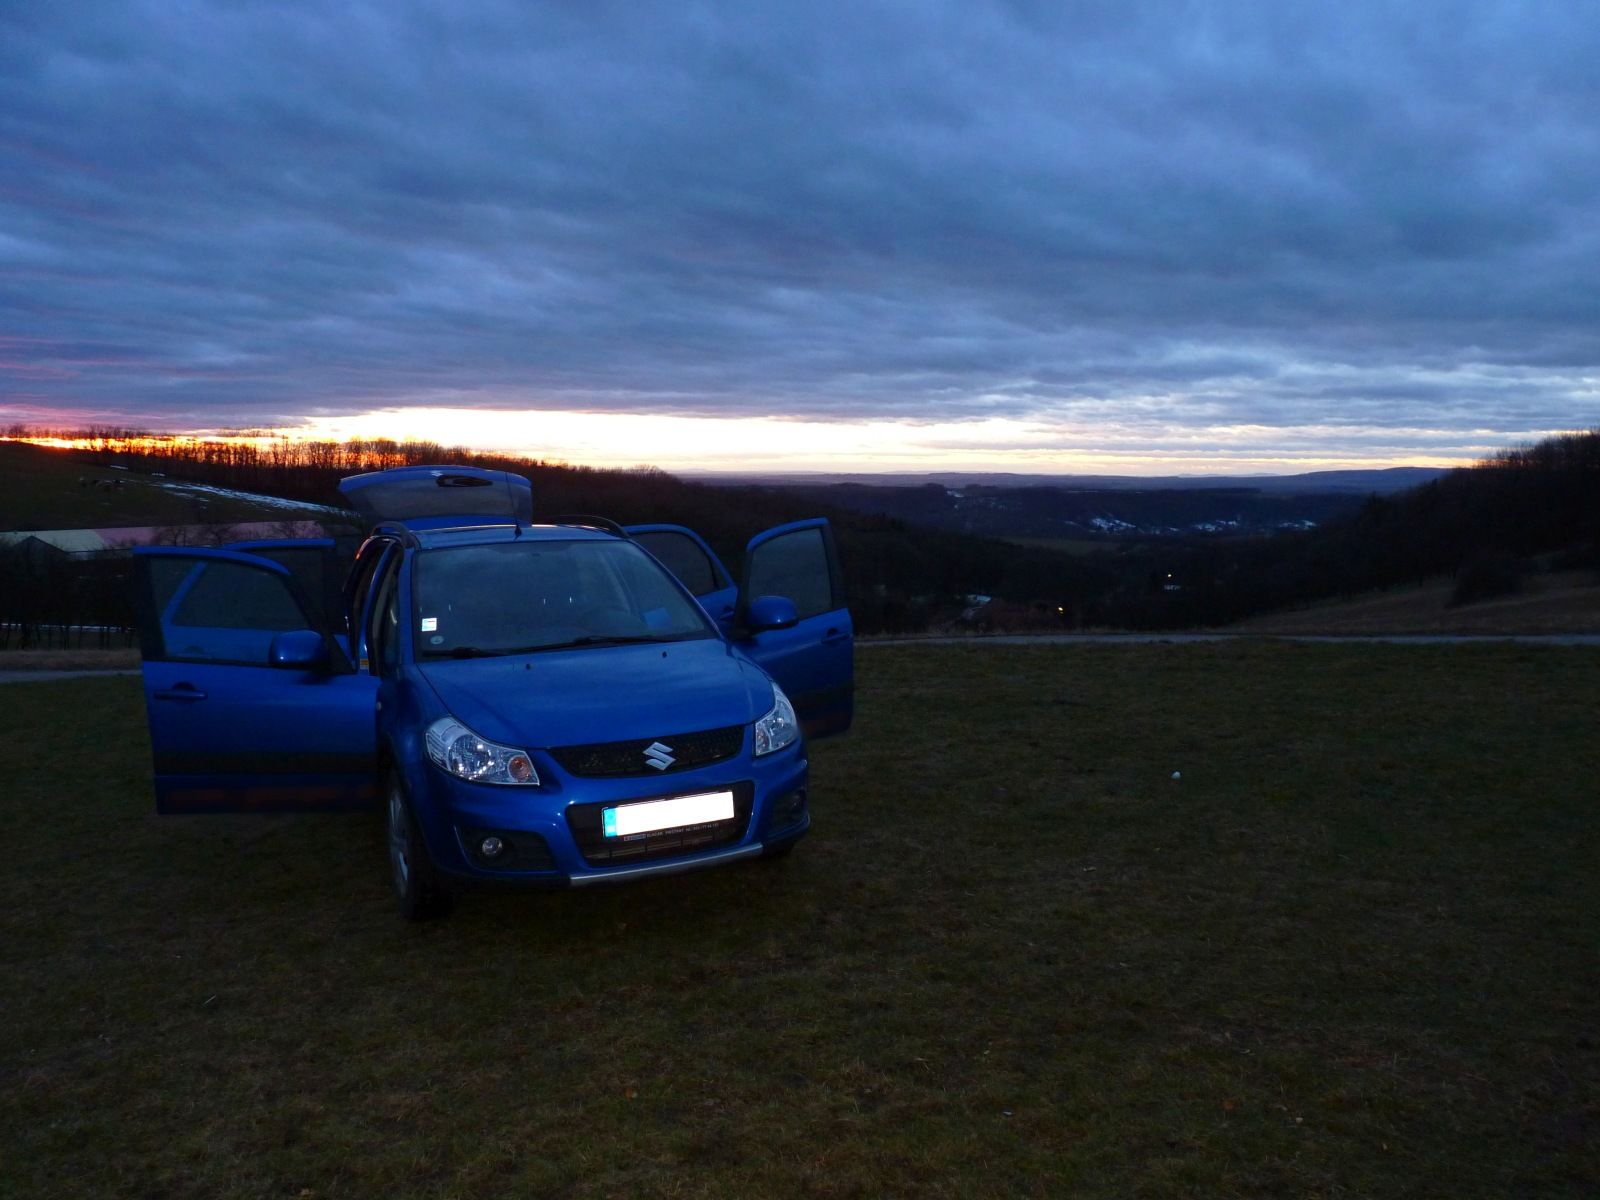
[415,638,774,749]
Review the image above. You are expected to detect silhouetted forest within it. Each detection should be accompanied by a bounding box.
[1089,429,1600,628]
[4,426,1596,643]
[5,430,1085,637]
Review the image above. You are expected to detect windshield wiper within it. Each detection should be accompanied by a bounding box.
[429,645,505,659]
[426,633,700,658]
[539,634,667,651]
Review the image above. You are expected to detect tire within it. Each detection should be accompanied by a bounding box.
[386,772,454,921]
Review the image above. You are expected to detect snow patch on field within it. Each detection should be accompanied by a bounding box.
[156,481,346,514]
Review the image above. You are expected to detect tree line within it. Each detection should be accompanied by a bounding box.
[5,426,1595,640]
[4,430,1078,637]
[1087,429,1600,629]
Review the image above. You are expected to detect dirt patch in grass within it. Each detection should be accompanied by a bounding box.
[2,646,1597,1198]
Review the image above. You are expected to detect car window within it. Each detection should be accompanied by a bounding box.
[746,527,836,620]
[346,540,390,633]
[151,558,312,665]
[241,545,342,628]
[171,560,305,630]
[413,539,715,657]
[631,530,725,596]
[373,563,402,677]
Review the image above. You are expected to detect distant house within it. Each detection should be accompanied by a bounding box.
[2,522,336,648]
[1,529,107,555]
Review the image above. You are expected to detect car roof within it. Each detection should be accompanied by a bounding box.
[377,520,623,551]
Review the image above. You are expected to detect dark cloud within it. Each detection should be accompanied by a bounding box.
[1,0,1596,459]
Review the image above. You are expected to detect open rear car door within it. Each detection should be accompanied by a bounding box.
[132,547,379,813]
[736,519,854,739]
[223,536,345,630]
[337,465,532,525]
[624,524,740,633]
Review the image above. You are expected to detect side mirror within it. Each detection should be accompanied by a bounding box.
[744,594,799,633]
[269,629,331,670]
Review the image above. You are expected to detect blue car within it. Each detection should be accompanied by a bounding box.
[130,466,853,919]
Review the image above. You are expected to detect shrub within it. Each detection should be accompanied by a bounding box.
[1449,553,1526,607]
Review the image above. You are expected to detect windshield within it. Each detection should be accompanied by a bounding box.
[414,539,716,658]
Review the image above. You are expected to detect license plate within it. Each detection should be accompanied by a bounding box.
[602,790,735,838]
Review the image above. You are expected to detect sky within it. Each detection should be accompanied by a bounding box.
[2,1,1597,474]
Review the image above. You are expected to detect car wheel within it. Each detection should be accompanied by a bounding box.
[387,772,454,921]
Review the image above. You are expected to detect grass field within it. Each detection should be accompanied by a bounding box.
[2,644,1596,1198]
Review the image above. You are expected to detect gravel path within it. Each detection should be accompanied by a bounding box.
[0,668,142,684]
[862,632,1600,647]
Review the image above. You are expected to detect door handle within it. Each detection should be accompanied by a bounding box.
[822,628,848,643]
[154,685,207,702]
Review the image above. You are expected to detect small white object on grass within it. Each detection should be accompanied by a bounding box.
[1171,771,1181,780]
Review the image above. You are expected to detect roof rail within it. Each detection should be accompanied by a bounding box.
[370,518,521,548]
[413,520,521,538]
[547,514,629,537]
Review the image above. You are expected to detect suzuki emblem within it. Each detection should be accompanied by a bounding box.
[643,741,675,771]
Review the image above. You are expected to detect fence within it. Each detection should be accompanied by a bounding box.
[0,545,136,650]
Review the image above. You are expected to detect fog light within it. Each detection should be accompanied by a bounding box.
[769,787,807,831]
[480,835,505,858]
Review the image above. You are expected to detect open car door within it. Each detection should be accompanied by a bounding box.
[736,519,854,739]
[223,536,345,631]
[132,547,379,814]
[624,524,740,632]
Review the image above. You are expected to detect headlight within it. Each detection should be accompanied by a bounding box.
[753,684,799,756]
[425,717,540,786]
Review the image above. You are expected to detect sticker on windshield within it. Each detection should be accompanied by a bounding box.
[420,617,438,632]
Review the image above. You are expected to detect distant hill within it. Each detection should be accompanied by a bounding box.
[1,436,1100,636]
[1102,429,1600,629]
[691,436,1598,631]
[0,440,350,533]
[6,430,1593,639]
[741,480,1373,541]
[679,466,1449,543]
[687,466,1446,494]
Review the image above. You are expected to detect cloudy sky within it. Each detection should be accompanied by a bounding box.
[2,1,1597,473]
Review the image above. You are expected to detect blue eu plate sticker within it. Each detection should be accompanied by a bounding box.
[602,808,618,837]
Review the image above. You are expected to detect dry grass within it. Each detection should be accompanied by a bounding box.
[1233,568,1600,635]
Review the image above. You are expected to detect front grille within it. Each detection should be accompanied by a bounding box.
[567,782,754,866]
[549,725,745,778]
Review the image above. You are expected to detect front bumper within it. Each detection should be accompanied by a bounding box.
[568,841,763,887]
[401,730,809,887]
